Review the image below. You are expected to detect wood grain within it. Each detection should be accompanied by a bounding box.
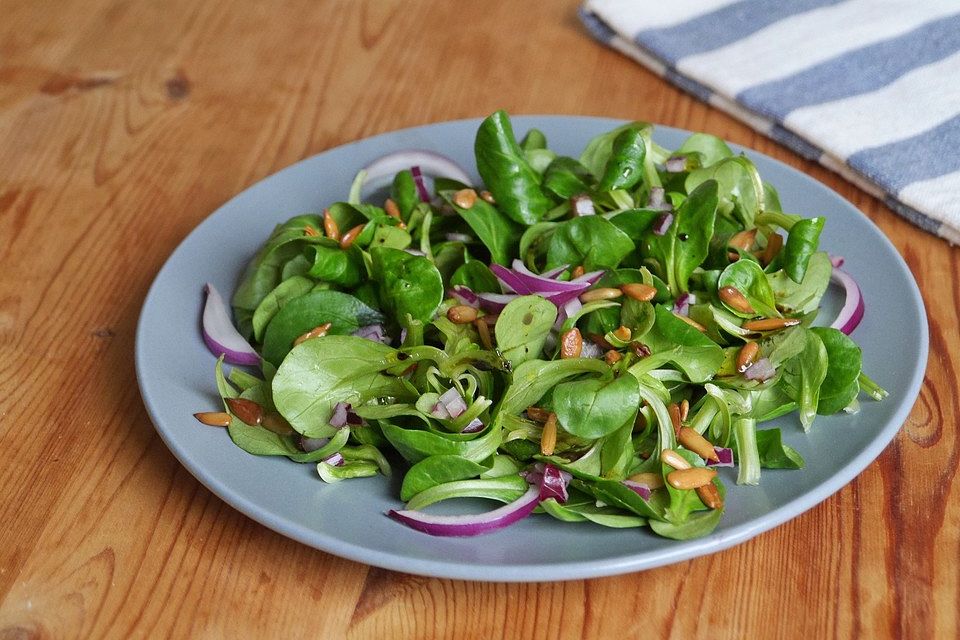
[0,1,956,638]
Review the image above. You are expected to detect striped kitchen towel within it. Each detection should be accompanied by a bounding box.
[580,0,960,244]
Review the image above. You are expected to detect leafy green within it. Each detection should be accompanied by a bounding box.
[391,169,419,219]
[272,336,410,436]
[450,259,501,293]
[543,156,594,199]
[546,216,635,271]
[442,191,521,265]
[810,327,862,414]
[251,276,314,342]
[718,259,779,318]
[475,110,553,225]
[755,429,804,469]
[598,127,647,191]
[399,455,488,501]
[370,247,444,325]
[646,180,719,295]
[494,295,558,366]
[260,290,384,366]
[783,329,828,431]
[552,374,640,439]
[782,217,825,283]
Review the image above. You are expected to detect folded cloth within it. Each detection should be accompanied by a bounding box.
[580,0,960,244]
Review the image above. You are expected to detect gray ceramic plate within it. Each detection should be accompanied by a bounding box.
[136,116,927,581]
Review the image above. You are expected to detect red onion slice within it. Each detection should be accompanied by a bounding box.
[495,261,589,294]
[202,283,259,366]
[540,264,570,279]
[387,485,540,537]
[450,285,480,308]
[538,464,572,502]
[830,254,845,268]
[622,480,652,500]
[477,292,518,313]
[829,266,865,335]
[361,150,472,193]
[411,166,430,202]
[555,297,582,328]
[707,447,735,467]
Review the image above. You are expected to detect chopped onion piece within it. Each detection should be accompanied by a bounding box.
[445,232,473,243]
[430,402,450,420]
[202,283,260,366]
[555,297,582,329]
[571,195,595,216]
[580,341,604,359]
[438,387,467,419]
[622,480,652,500]
[387,485,540,537]
[352,324,390,344]
[673,292,695,317]
[744,358,776,381]
[707,447,735,467]
[329,402,351,428]
[322,452,345,467]
[647,187,672,211]
[829,266,865,335]
[652,212,674,236]
[461,418,484,433]
[665,156,687,173]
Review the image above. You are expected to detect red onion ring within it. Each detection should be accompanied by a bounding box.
[360,149,472,193]
[387,485,540,537]
[202,283,259,366]
[411,166,430,202]
[829,266,865,335]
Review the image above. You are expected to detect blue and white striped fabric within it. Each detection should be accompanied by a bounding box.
[580,0,960,244]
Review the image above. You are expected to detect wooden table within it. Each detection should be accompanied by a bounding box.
[1,1,955,637]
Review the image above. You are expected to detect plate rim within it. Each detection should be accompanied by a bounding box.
[136,114,928,581]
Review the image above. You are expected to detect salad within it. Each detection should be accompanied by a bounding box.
[194,110,886,541]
